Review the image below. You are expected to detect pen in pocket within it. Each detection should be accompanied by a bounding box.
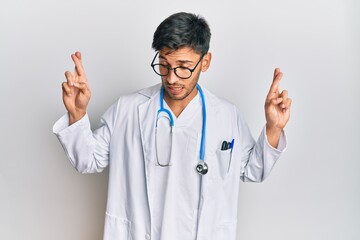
[221,139,235,152]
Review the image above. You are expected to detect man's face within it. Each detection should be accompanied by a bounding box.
[157,47,211,103]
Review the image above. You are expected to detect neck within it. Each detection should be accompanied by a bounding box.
[164,87,198,117]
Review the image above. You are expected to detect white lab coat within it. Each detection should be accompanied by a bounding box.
[53,84,286,240]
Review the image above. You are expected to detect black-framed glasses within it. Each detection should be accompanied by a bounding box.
[151,52,204,79]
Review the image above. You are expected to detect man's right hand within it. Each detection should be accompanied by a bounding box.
[62,51,91,125]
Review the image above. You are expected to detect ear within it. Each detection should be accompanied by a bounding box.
[201,52,212,72]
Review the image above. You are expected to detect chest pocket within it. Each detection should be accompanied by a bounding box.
[205,147,233,180]
[216,148,232,179]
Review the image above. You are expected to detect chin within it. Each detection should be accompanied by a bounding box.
[167,92,188,101]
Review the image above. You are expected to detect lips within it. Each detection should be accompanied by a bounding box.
[166,85,184,95]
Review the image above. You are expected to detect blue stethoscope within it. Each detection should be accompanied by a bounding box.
[155,84,208,175]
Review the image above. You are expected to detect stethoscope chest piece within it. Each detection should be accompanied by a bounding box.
[196,161,208,175]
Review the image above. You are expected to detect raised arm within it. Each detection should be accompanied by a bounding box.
[54,52,114,173]
[62,51,91,125]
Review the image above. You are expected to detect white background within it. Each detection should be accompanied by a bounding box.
[1,0,359,239]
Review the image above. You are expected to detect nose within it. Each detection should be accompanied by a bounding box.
[166,69,179,84]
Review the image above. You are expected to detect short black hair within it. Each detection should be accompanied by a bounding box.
[152,12,211,55]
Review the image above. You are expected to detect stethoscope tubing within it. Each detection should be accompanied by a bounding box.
[157,87,175,127]
[156,84,207,163]
[197,85,206,161]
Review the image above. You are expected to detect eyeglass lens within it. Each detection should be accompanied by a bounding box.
[155,65,192,79]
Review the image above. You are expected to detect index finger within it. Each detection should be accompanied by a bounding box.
[268,68,283,94]
[71,51,86,77]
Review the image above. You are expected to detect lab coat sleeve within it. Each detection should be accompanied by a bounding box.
[52,101,119,173]
[238,111,287,182]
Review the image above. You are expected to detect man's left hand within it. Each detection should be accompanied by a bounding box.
[264,68,292,148]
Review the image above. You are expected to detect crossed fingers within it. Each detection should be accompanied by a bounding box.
[266,68,292,113]
[62,52,90,97]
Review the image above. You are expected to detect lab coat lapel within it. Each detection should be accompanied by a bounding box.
[138,84,161,165]
[137,84,161,217]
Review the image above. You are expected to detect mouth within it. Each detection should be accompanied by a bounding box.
[166,84,184,95]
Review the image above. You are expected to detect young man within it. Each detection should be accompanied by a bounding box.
[53,12,291,240]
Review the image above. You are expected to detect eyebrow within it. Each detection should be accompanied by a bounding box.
[159,55,194,64]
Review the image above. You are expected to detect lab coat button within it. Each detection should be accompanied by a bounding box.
[145,233,151,240]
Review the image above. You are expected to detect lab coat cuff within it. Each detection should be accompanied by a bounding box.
[52,113,90,136]
[263,126,287,153]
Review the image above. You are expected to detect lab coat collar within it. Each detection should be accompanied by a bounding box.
[137,83,221,109]
[138,83,162,99]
